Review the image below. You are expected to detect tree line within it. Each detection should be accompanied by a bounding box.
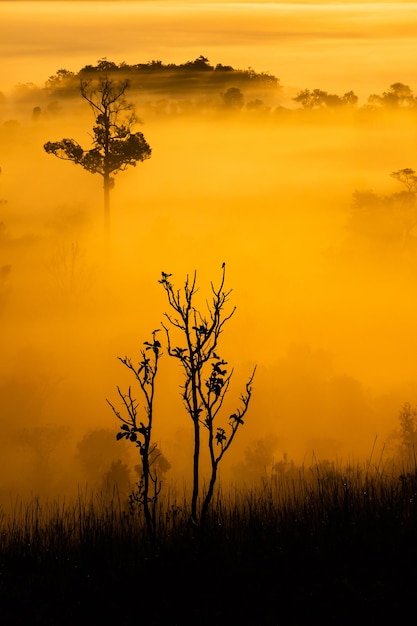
[3,56,417,117]
[40,62,417,113]
[42,55,279,99]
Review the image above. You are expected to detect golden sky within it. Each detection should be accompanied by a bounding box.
[1,2,417,97]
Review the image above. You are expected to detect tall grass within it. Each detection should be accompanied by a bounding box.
[1,461,417,624]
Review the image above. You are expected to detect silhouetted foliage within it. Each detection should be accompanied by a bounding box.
[100,459,131,500]
[46,242,95,310]
[348,169,417,250]
[4,461,417,624]
[44,68,77,97]
[159,265,256,525]
[233,435,278,484]
[107,330,162,546]
[43,56,279,105]
[183,55,212,71]
[11,57,417,120]
[368,82,417,109]
[77,55,279,85]
[391,167,417,193]
[294,88,358,109]
[222,87,244,109]
[76,428,130,488]
[246,98,267,112]
[272,451,297,480]
[397,403,417,463]
[44,76,151,246]
[32,106,42,122]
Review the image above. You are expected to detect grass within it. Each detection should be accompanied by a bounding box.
[1,462,417,624]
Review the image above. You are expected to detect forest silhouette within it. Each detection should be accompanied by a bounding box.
[5,57,417,116]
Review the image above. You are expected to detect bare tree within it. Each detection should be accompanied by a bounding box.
[107,330,162,548]
[391,168,417,194]
[0,165,4,205]
[159,265,256,525]
[44,76,151,250]
[46,242,95,311]
[398,402,417,465]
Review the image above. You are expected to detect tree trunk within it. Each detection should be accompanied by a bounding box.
[103,173,111,257]
[142,444,156,550]
[201,462,218,525]
[191,416,200,524]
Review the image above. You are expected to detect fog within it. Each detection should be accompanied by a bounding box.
[1,1,417,501]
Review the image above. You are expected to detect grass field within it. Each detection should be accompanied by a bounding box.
[1,460,417,624]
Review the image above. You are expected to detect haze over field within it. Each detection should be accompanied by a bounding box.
[1,1,417,500]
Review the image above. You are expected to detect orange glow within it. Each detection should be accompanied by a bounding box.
[1,2,417,499]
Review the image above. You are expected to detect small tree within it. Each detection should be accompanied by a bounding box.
[107,330,162,547]
[293,88,358,109]
[44,76,151,249]
[349,169,417,250]
[159,265,256,525]
[398,402,417,463]
[391,168,417,194]
[368,83,417,108]
[46,242,95,311]
[222,87,244,109]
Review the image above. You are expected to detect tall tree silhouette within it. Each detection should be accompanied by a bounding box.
[159,265,256,525]
[44,76,151,248]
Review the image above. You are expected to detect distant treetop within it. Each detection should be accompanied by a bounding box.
[368,82,417,109]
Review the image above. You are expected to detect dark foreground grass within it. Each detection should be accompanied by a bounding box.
[1,464,417,625]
